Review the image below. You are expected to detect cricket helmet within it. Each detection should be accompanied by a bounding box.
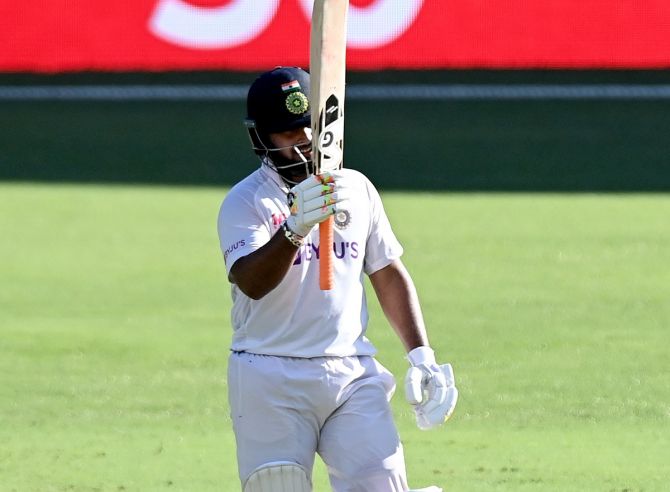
[246,66,311,133]
[244,67,313,184]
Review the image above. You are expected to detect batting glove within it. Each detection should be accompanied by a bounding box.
[285,172,347,237]
[405,346,458,430]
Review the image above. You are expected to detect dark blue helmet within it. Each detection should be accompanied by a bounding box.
[246,66,311,134]
[244,67,313,184]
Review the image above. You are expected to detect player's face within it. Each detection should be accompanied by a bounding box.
[269,127,313,183]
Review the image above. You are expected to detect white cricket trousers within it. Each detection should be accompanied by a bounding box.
[228,351,410,492]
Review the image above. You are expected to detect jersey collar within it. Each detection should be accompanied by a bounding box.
[260,159,290,193]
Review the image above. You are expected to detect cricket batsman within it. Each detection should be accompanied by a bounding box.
[217,67,458,492]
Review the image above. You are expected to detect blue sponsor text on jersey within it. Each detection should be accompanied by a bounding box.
[224,239,246,263]
[293,241,359,265]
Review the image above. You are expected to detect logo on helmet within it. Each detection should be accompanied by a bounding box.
[286,92,309,114]
[286,92,309,115]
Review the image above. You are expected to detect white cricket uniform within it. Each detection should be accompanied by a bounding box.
[218,164,410,491]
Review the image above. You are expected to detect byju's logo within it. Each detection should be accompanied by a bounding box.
[149,0,424,50]
[293,241,359,265]
[223,239,246,263]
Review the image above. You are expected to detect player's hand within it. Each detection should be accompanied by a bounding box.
[285,172,348,237]
[404,346,458,430]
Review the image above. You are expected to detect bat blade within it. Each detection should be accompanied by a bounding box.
[310,0,348,291]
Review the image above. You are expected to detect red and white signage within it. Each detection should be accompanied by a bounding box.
[3,0,670,72]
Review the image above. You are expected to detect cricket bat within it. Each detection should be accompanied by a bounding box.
[310,0,348,291]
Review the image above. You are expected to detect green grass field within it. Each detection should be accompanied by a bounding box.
[1,184,669,491]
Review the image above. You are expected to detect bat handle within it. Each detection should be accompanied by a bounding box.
[319,216,334,290]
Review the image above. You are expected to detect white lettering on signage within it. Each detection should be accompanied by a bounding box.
[149,0,281,49]
[148,0,424,50]
[298,0,424,49]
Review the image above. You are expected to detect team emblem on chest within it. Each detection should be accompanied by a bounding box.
[334,209,351,229]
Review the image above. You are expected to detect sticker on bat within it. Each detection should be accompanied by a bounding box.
[317,94,344,170]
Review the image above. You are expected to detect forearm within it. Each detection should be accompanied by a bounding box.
[228,229,299,299]
[369,260,430,352]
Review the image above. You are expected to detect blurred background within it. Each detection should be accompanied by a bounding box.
[2,0,670,191]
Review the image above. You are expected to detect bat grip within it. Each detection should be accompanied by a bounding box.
[319,216,334,290]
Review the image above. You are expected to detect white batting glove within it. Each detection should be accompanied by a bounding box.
[285,172,348,237]
[405,346,458,430]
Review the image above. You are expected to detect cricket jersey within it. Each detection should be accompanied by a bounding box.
[217,164,403,358]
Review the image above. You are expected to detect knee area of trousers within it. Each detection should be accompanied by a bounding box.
[338,449,405,483]
[243,461,311,492]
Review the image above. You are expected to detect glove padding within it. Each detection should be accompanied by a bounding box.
[405,346,458,430]
[285,172,348,237]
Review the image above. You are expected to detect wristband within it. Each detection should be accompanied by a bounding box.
[407,346,436,367]
[282,221,304,247]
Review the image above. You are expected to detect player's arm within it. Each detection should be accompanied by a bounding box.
[370,259,459,430]
[228,230,301,300]
[368,259,429,351]
[229,173,348,300]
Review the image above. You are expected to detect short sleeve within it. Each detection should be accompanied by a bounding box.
[362,177,403,275]
[217,191,272,275]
